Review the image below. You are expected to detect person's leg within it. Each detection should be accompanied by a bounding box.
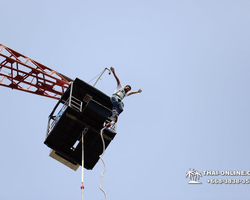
[117,101,124,115]
[110,96,119,115]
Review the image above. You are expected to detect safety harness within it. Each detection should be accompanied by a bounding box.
[112,88,126,109]
[112,88,126,100]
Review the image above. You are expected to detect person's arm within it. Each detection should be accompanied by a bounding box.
[110,67,120,86]
[127,89,142,96]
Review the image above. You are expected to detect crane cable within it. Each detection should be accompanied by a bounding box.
[99,127,107,200]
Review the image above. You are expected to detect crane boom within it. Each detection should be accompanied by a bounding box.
[0,44,71,100]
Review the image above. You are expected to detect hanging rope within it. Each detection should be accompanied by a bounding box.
[81,127,89,200]
[99,127,107,200]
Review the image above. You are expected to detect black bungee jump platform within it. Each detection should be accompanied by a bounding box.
[44,78,116,170]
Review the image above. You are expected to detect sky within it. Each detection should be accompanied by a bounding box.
[1,0,250,199]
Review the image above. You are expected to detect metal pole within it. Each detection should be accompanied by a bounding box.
[93,68,111,87]
[69,81,73,107]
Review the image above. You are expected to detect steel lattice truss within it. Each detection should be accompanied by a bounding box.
[0,44,71,99]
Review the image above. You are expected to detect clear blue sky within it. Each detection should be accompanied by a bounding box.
[1,0,250,199]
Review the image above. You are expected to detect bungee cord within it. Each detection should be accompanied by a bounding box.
[99,127,107,200]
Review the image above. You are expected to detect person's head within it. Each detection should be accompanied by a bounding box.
[124,85,131,93]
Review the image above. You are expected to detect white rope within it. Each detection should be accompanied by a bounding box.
[81,130,84,200]
[81,127,89,200]
[99,127,107,200]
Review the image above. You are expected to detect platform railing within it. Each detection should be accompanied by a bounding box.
[46,103,68,137]
[69,96,83,112]
[46,94,84,137]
